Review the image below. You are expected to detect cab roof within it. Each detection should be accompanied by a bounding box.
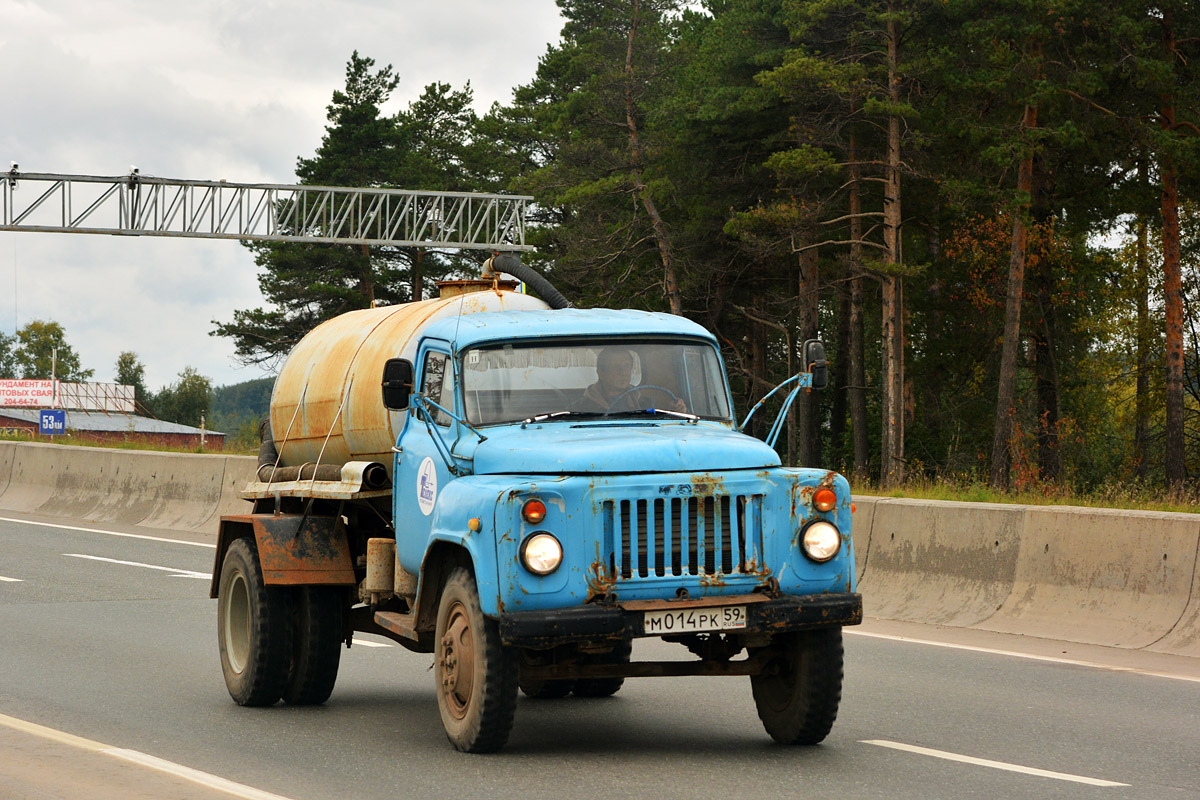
[422,308,718,349]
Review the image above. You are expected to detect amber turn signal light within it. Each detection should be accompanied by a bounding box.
[522,499,547,524]
[812,487,837,513]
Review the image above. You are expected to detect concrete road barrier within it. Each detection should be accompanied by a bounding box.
[1152,563,1200,658]
[0,442,254,538]
[854,495,1200,656]
[855,498,1023,627]
[0,443,14,499]
[191,455,257,533]
[977,507,1200,650]
[0,442,63,514]
[135,454,231,532]
[851,496,877,584]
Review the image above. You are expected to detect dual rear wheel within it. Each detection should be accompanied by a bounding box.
[217,537,343,707]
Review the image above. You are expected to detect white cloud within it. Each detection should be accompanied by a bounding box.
[0,0,563,391]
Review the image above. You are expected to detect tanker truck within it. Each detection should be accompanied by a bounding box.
[210,255,861,753]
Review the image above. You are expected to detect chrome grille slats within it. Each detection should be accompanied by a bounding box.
[602,492,763,580]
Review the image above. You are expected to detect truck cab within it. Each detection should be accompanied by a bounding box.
[213,286,861,754]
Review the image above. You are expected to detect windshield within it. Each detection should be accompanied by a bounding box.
[461,339,733,425]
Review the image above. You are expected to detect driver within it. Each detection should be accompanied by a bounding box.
[576,348,687,412]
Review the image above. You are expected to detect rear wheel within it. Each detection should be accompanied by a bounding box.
[572,639,633,698]
[750,627,843,745]
[217,538,292,706]
[434,568,519,752]
[282,587,343,705]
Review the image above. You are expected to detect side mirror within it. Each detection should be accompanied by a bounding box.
[801,339,827,390]
[382,358,414,410]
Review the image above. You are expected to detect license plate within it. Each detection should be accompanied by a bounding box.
[643,605,747,635]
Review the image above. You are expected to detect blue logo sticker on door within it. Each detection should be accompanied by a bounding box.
[417,456,438,515]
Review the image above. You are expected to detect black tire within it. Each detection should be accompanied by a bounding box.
[217,537,293,706]
[750,627,843,745]
[434,567,519,753]
[282,587,343,705]
[572,639,632,698]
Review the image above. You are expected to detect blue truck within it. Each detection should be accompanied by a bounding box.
[211,260,861,753]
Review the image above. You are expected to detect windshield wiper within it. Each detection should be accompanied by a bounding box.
[520,410,604,427]
[605,408,700,421]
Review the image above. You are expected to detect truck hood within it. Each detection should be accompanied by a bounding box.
[466,422,781,475]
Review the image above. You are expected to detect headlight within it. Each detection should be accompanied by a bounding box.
[800,520,841,563]
[520,532,563,575]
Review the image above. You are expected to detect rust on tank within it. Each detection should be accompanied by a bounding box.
[268,287,548,472]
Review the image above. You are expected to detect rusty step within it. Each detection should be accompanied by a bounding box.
[372,610,420,642]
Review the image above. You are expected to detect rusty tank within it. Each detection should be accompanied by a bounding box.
[269,279,550,473]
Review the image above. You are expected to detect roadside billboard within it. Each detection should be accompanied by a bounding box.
[0,380,134,413]
[0,380,56,407]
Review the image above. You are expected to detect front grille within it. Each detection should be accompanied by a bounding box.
[602,494,763,579]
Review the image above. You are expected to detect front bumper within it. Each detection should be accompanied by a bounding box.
[498,591,862,648]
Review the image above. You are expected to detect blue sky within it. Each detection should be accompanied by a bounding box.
[0,0,564,390]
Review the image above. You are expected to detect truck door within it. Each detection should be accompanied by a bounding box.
[393,341,457,571]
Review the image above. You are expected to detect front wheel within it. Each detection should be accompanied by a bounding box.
[217,537,293,706]
[750,627,843,745]
[434,567,519,752]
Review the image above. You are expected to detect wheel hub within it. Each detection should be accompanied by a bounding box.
[439,602,475,720]
[224,572,250,674]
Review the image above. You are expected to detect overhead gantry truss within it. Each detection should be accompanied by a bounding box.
[0,169,533,251]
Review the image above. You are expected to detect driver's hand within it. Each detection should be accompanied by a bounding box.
[672,397,687,413]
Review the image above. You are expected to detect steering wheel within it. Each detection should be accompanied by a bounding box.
[605,384,680,414]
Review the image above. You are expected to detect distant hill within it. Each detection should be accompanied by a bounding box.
[210,376,274,438]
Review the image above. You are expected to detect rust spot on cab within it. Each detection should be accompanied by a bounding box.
[586,543,617,603]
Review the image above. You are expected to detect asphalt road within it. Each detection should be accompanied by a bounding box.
[1,512,1198,800]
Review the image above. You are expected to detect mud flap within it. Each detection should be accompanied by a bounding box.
[212,514,355,598]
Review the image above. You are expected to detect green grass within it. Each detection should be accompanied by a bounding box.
[0,431,258,456]
[853,475,1200,514]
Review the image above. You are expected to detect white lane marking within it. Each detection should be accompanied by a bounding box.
[847,629,1200,684]
[64,553,210,580]
[0,575,23,582]
[104,748,298,800]
[862,740,1130,787]
[352,639,392,648]
[0,711,299,800]
[0,516,215,548]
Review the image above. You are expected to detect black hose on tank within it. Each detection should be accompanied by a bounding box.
[486,254,574,309]
[256,418,279,482]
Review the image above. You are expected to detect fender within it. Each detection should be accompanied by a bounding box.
[210,513,356,598]
[408,475,522,620]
